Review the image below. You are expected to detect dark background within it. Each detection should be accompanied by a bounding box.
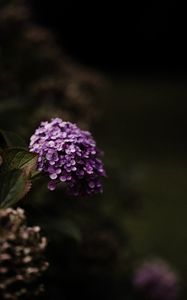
[29,1,187,298]
[31,0,187,72]
[1,1,186,299]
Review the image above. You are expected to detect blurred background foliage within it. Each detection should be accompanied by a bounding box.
[0,0,187,299]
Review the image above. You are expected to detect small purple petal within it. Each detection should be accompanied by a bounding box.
[60,175,67,182]
[49,173,57,180]
[48,181,56,191]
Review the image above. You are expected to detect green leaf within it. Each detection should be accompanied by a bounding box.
[0,129,27,149]
[0,169,31,208]
[1,148,38,176]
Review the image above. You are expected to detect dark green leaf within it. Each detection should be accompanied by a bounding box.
[1,148,38,176]
[0,169,30,208]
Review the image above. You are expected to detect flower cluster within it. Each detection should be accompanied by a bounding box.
[133,259,179,300]
[0,208,48,300]
[29,118,105,196]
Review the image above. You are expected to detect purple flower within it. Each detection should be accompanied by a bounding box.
[133,259,179,300]
[29,118,105,196]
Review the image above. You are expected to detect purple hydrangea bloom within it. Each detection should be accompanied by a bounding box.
[133,259,179,300]
[29,118,105,196]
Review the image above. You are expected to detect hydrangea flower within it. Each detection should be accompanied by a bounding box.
[29,118,105,196]
[133,259,179,300]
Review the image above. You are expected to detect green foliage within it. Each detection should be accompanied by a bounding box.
[0,132,38,208]
[0,169,29,208]
[1,148,37,174]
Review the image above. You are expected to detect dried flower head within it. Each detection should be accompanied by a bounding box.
[133,258,179,300]
[0,208,48,299]
[29,118,106,196]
